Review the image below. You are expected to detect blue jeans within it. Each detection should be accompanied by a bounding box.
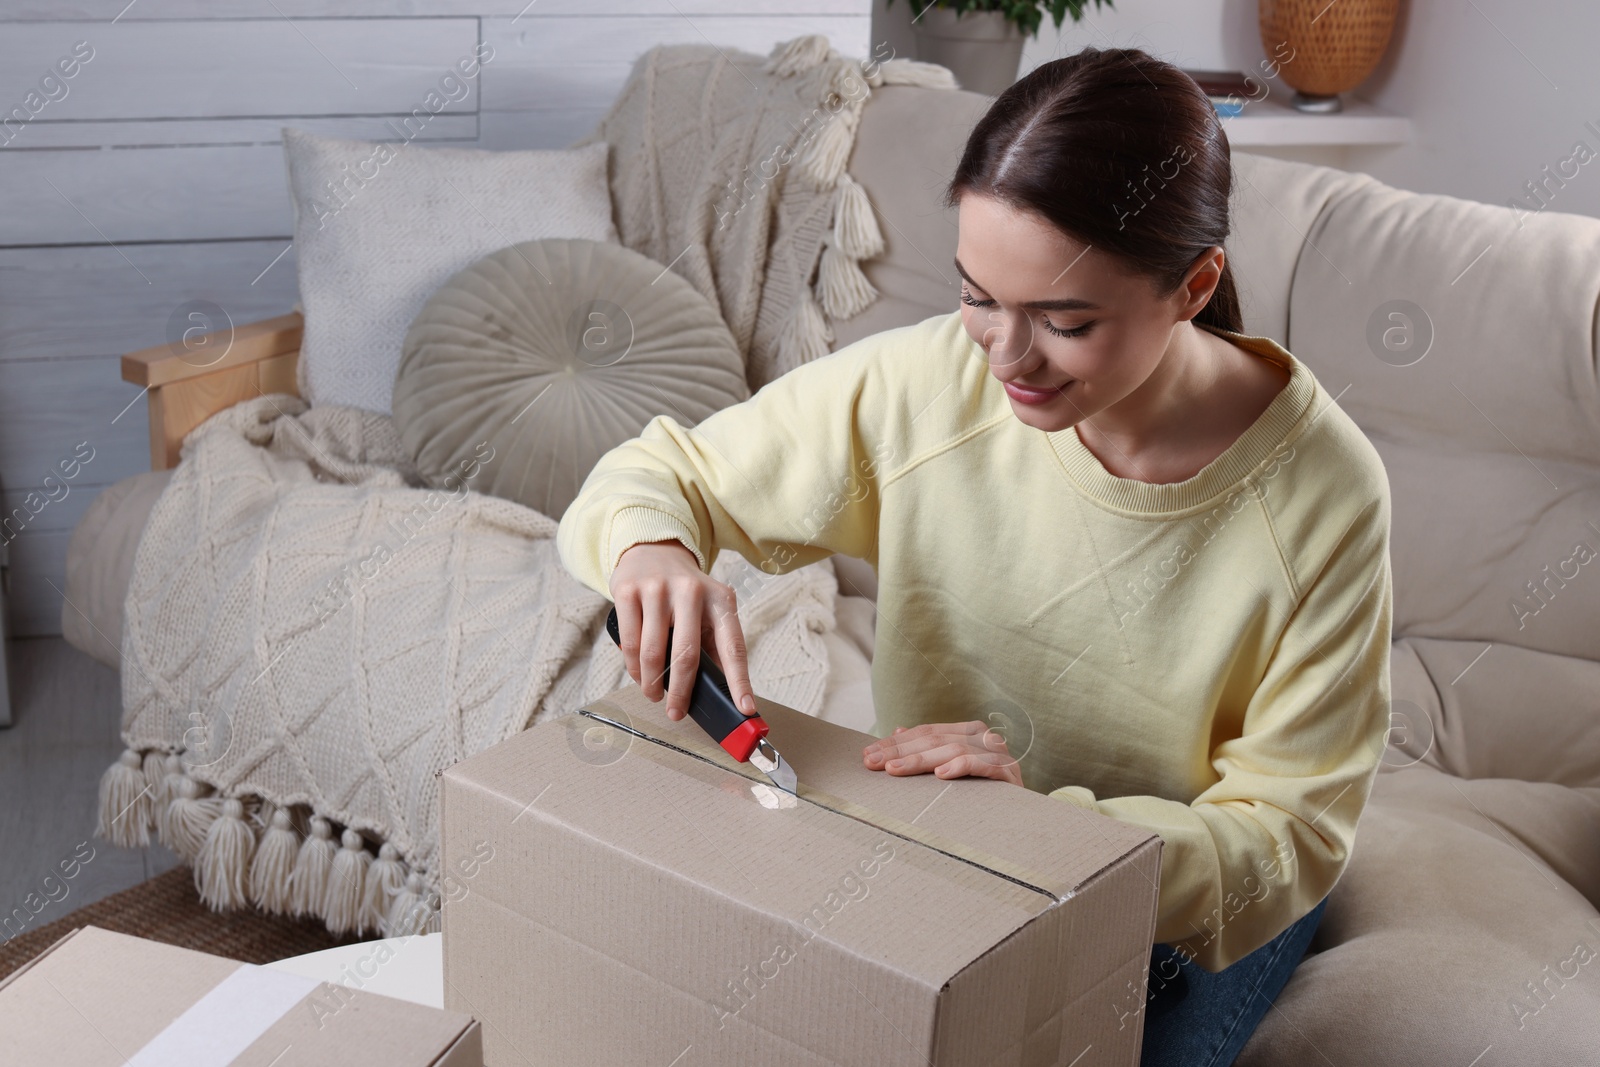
[1139,896,1329,1067]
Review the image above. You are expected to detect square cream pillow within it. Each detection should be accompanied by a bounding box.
[282,127,618,414]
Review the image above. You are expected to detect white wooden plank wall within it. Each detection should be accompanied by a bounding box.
[0,2,872,636]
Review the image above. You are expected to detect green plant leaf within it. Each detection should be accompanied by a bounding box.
[886,0,1115,38]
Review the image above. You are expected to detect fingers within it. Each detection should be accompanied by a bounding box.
[704,586,757,716]
[636,582,671,705]
[609,541,696,715]
[862,721,990,766]
[867,745,1021,786]
[860,721,1021,786]
[606,542,753,724]
[979,728,1011,754]
[663,584,702,722]
[864,730,937,768]
[872,740,971,776]
[866,721,988,746]
[614,593,645,693]
[931,751,1024,786]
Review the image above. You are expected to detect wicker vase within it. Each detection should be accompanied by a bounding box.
[1258,0,1400,112]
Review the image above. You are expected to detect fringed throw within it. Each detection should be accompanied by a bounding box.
[98,389,846,936]
[569,35,959,393]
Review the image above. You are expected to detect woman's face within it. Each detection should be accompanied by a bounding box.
[955,192,1207,434]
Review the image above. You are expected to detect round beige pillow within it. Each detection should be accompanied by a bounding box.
[392,238,749,520]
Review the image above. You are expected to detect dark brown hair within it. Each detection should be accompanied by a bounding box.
[943,46,1243,334]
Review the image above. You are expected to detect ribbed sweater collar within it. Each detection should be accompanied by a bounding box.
[1043,324,1318,515]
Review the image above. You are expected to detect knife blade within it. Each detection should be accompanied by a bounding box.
[604,605,798,795]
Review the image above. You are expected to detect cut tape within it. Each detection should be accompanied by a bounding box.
[579,703,1063,901]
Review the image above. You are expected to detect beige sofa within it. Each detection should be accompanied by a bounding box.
[65,82,1599,1063]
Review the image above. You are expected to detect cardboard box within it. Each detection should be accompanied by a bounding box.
[441,683,1162,1067]
[0,925,481,1065]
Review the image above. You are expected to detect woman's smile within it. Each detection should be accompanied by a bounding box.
[1004,378,1073,405]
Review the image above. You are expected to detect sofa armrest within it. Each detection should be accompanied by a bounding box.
[122,311,303,470]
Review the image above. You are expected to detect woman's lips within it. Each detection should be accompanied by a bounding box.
[1004,379,1072,405]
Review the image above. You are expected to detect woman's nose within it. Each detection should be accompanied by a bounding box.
[981,311,1035,372]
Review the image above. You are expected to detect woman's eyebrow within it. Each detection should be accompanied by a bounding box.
[953,256,1101,311]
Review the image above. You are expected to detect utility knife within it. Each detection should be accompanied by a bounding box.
[605,605,798,795]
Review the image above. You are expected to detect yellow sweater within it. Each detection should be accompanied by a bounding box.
[556,310,1394,972]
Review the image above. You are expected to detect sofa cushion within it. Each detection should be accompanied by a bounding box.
[61,470,172,669]
[391,238,749,522]
[283,128,618,415]
[1237,763,1600,1066]
[829,84,994,351]
[1227,152,1374,344]
[1255,157,1600,663]
[1390,636,1600,789]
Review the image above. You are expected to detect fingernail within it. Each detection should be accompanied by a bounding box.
[887,759,904,770]
[740,694,756,714]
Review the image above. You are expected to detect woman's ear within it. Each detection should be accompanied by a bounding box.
[1176,245,1226,321]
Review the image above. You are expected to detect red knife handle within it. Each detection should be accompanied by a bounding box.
[605,605,766,762]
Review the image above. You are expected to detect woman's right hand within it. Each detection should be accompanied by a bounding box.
[609,540,758,723]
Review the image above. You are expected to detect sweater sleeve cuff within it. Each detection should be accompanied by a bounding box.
[605,505,709,582]
[1048,784,1099,810]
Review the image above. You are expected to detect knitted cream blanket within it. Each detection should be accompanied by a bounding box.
[569,35,956,392]
[98,395,841,937]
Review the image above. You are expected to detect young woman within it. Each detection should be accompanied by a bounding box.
[557,45,1393,1067]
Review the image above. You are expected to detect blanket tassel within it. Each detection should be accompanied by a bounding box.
[831,173,884,260]
[323,828,371,937]
[795,97,860,189]
[387,872,438,938]
[96,749,153,849]
[290,816,336,919]
[93,757,428,939]
[877,57,961,90]
[816,238,879,321]
[142,750,168,806]
[164,775,223,863]
[195,798,255,910]
[363,843,407,936]
[387,876,432,934]
[156,755,185,842]
[251,807,300,915]
[762,34,833,78]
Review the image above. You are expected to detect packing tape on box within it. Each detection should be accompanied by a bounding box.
[124,963,321,1066]
[577,705,1066,903]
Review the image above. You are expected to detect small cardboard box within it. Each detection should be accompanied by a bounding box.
[441,684,1162,1067]
[0,925,481,1065]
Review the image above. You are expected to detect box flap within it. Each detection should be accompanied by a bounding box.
[0,925,245,1065]
[0,926,478,1067]
[582,684,1157,901]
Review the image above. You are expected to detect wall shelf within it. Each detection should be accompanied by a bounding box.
[1219,94,1411,147]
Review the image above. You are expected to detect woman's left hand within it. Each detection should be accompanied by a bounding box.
[862,722,1024,787]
